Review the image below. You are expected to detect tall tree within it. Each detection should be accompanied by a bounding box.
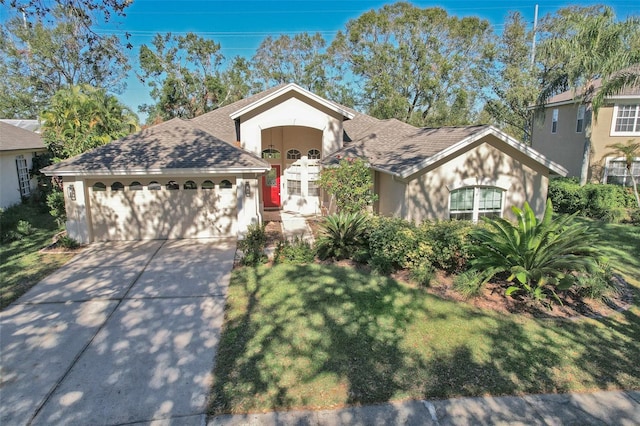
[41,84,139,160]
[331,2,494,126]
[0,6,129,117]
[483,12,538,142]
[138,32,227,122]
[536,5,640,184]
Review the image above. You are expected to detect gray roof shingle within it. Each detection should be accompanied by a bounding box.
[42,118,269,175]
[0,121,46,151]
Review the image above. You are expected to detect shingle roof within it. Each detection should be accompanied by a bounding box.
[0,121,46,151]
[42,118,269,175]
[325,122,492,176]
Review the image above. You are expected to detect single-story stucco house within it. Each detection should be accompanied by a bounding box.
[0,120,47,208]
[43,83,566,243]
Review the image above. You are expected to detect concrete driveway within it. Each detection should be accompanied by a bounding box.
[0,238,236,425]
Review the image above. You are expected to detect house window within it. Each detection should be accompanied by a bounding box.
[220,179,232,189]
[287,179,301,196]
[576,105,585,133]
[202,180,214,190]
[605,158,640,186]
[166,180,179,190]
[551,108,558,134]
[262,148,281,159]
[611,104,640,136]
[15,155,30,197]
[148,181,161,190]
[111,182,124,191]
[184,180,197,190]
[450,187,503,222]
[92,182,106,191]
[287,149,301,160]
[130,181,143,191]
[307,149,321,159]
[308,180,320,197]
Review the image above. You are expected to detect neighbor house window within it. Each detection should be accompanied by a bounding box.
[449,187,503,222]
[576,105,585,133]
[308,180,320,197]
[262,148,281,159]
[551,108,558,133]
[611,104,640,136]
[130,181,143,191]
[148,181,161,190]
[307,149,321,159]
[220,179,232,189]
[287,149,301,160]
[184,180,197,190]
[287,179,301,196]
[166,180,179,190]
[92,182,106,191]
[605,158,640,186]
[201,180,214,189]
[15,155,30,197]
[111,182,124,191]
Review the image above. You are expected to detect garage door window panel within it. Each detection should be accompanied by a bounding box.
[220,180,233,189]
[148,181,161,190]
[202,180,214,190]
[166,180,179,190]
[93,182,106,191]
[184,180,197,190]
[130,181,143,191]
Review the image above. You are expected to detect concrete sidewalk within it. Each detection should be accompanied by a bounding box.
[280,211,315,244]
[210,390,640,425]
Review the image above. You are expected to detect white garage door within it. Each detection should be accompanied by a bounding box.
[88,178,237,241]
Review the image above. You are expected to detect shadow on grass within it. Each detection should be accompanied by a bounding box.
[209,263,640,416]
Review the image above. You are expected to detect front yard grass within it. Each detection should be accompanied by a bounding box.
[0,202,75,309]
[210,218,640,415]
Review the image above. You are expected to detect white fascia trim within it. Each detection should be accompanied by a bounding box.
[398,126,568,179]
[42,166,271,177]
[229,83,355,120]
[606,95,640,101]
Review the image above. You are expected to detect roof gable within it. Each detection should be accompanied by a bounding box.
[42,118,269,176]
[0,121,46,151]
[229,83,355,121]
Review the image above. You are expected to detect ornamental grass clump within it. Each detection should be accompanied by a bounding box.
[467,200,601,304]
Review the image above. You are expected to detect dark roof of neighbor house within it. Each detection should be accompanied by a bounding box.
[545,64,640,105]
[0,121,46,151]
[42,118,269,175]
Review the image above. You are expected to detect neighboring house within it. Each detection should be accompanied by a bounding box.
[531,79,640,185]
[43,84,566,243]
[0,121,47,208]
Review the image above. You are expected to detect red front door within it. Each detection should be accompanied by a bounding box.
[262,165,281,208]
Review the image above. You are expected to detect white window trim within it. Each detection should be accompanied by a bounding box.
[16,154,31,197]
[602,156,640,184]
[576,105,585,133]
[610,104,640,137]
[449,186,505,223]
[551,108,559,134]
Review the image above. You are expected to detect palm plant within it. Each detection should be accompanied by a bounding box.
[606,140,640,208]
[315,212,369,260]
[468,200,600,303]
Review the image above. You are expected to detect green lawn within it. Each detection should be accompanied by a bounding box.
[209,219,640,415]
[0,202,75,309]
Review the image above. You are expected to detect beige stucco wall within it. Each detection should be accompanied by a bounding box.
[395,135,549,223]
[375,171,406,218]
[62,175,261,243]
[532,103,637,181]
[531,103,587,178]
[0,150,38,208]
[261,126,323,160]
[239,93,344,158]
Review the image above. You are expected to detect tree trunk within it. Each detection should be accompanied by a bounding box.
[579,137,591,186]
[629,168,640,208]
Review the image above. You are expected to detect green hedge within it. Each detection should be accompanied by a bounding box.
[548,178,635,222]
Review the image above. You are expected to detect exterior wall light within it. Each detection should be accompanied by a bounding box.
[67,184,76,201]
[244,181,251,198]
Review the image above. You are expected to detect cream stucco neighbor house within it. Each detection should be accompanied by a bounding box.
[0,120,47,208]
[531,77,640,184]
[43,83,566,243]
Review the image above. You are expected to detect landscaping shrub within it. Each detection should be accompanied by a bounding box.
[629,208,640,225]
[57,235,80,249]
[238,223,267,266]
[453,269,484,297]
[422,220,473,272]
[409,262,435,286]
[367,216,430,273]
[46,188,67,227]
[548,178,635,223]
[468,200,600,304]
[315,212,369,260]
[274,237,315,264]
[318,158,378,214]
[576,261,617,301]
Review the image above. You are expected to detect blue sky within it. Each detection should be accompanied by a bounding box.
[23,1,640,118]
